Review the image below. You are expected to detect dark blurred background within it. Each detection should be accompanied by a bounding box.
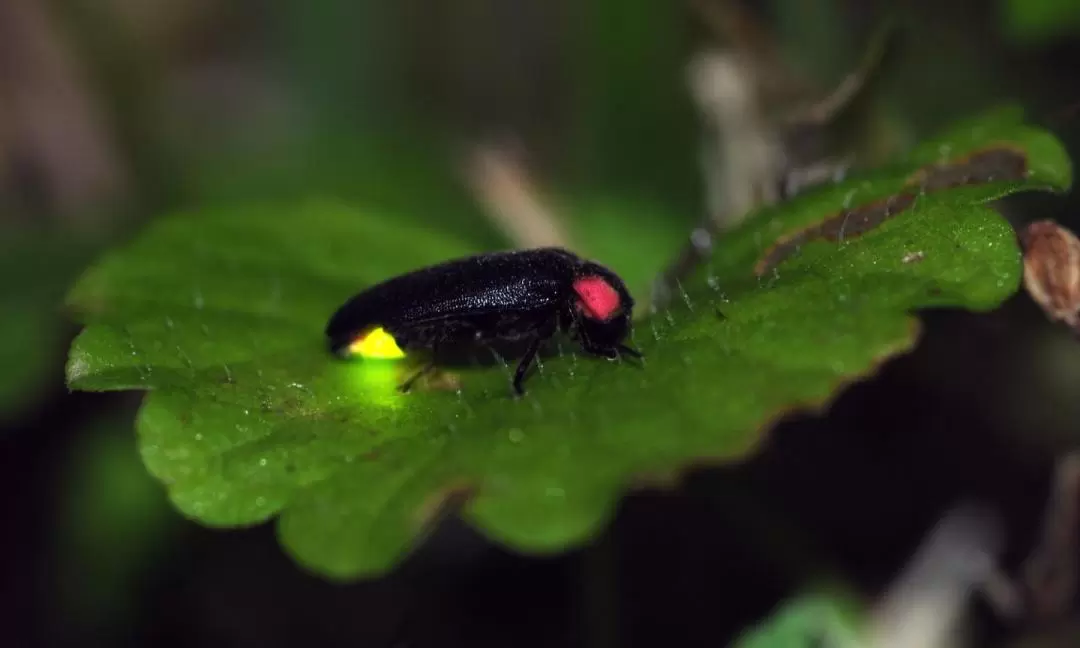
[3,1,1080,646]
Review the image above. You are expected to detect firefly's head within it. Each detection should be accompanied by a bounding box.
[570,262,635,356]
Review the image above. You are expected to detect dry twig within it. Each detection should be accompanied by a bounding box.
[866,505,1004,648]
[461,141,573,250]
[976,452,1080,630]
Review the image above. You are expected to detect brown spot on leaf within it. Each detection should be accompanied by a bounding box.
[905,146,1028,192]
[902,251,926,264]
[278,395,301,411]
[418,370,463,392]
[755,193,916,275]
[1020,219,1080,332]
[754,146,1028,276]
[415,481,475,530]
[630,469,684,490]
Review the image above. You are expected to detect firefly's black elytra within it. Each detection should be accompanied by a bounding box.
[325,247,642,395]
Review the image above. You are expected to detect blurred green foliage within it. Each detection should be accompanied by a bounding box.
[570,0,699,205]
[53,416,177,634]
[0,229,102,421]
[1000,0,1080,44]
[729,590,863,648]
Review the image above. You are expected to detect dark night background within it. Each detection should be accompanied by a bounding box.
[3,1,1080,646]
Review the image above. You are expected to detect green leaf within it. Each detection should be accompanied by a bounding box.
[65,108,1071,579]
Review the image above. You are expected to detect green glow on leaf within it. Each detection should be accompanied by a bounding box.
[348,361,408,411]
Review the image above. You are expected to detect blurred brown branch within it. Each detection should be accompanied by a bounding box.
[0,0,126,222]
[980,452,1080,631]
[462,140,573,250]
[1020,453,1080,621]
[868,505,1004,648]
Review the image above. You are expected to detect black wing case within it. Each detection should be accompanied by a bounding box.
[325,249,578,354]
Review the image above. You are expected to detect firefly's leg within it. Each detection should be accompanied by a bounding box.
[398,342,438,393]
[580,340,643,362]
[398,362,436,392]
[512,337,543,396]
[580,339,617,359]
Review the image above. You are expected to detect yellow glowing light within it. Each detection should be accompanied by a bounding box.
[348,327,405,360]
